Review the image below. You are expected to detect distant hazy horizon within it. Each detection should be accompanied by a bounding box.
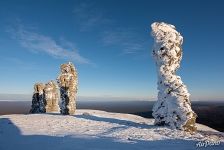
[1,99,224,115]
[1,99,224,132]
[0,93,155,101]
[0,93,223,102]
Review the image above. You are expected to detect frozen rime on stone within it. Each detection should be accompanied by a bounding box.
[57,62,78,115]
[151,22,197,132]
[44,80,60,113]
[30,83,46,113]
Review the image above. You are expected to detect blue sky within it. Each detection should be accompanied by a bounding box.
[0,0,224,100]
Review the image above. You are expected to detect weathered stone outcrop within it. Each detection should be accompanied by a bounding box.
[151,22,197,132]
[57,62,78,115]
[44,80,60,113]
[30,83,46,113]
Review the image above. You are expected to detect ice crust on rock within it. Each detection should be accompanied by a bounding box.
[44,80,60,113]
[57,62,78,115]
[30,83,46,113]
[151,22,197,132]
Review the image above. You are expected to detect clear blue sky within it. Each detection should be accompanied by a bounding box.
[0,0,223,100]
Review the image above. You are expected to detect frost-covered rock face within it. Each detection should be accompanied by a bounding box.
[151,22,197,132]
[57,62,78,115]
[44,80,60,113]
[30,83,46,113]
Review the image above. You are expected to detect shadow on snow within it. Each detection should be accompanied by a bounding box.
[0,115,222,150]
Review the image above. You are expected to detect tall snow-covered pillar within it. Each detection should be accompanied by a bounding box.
[30,83,46,113]
[151,22,197,132]
[44,80,60,113]
[57,62,78,115]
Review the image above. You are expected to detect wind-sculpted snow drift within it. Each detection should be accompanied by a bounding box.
[151,22,197,132]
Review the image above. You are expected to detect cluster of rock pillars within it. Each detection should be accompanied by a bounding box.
[30,62,78,115]
[30,22,197,133]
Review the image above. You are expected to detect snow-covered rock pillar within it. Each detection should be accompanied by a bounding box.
[57,62,78,115]
[151,22,197,132]
[44,80,60,113]
[30,83,46,113]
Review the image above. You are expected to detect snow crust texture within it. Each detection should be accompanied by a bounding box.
[0,110,223,150]
[57,62,78,115]
[151,22,197,132]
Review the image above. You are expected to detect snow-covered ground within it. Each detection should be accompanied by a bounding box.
[0,109,223,150]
